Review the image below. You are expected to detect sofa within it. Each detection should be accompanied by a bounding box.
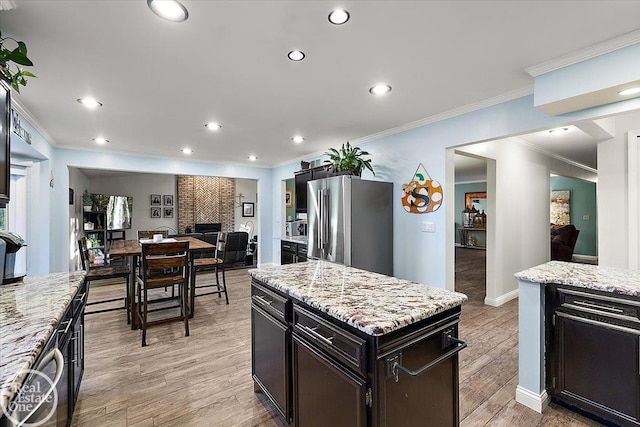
[550,223,580,261]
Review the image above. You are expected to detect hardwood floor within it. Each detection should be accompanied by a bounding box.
[73,264,604,426]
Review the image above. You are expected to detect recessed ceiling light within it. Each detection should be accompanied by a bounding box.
[248,155,257,161]
[548,127,569,134]
[182,148,193,154]
[292,136,305,144]
[93,137,109,144]
[77,98,103,109]
[147,0,189,22]
[328,8,350,25]
[619,87,640,96]
[369,84,392,96]
[288,50,305,61]
[205,122,222,131]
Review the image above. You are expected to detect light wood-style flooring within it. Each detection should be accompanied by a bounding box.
[72,265,604,426]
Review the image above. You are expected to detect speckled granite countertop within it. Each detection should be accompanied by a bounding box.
[0,272,85,412]
[249,260,467,336]
[515,261,640,297]
[281,236,308,244]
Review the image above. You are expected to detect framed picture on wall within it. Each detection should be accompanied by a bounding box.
[242,202,254,217]
[285,190,293,208]
[151,207,161,218]
[151,194,161,206]
[164,207,174,218]
[163,195,173,206]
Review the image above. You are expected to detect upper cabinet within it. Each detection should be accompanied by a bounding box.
[294,166,330,213]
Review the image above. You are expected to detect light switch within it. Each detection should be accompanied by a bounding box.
[583,215,590,221]
[422,222,436,233]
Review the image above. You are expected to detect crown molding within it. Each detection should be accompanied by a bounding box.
[526,29,640,77]
[350,86,534,146]
[510,136,597,175]
[10,95,58,147]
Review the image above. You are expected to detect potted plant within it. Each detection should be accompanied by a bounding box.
[0,31,36,93]
[324,141,375,177]
[82,190,92,212]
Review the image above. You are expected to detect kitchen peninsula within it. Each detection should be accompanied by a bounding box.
[515,261,640,427]
[0,272,86,426]
[249,260,467,426]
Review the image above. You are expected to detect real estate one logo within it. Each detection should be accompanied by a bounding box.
[2,368,58,427]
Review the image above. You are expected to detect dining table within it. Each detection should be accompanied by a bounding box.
[109,236,216,329]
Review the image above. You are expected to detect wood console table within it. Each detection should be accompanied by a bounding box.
[458,227,486,249]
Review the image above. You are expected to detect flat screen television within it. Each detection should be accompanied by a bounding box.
[0,80,10,207]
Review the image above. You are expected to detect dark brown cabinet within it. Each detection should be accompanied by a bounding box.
[281,241,307,265]
[251,277,464,427]
[294,166,330,213]
[293,336,366,427]
[251,283,291,423]
[546,284,640,426]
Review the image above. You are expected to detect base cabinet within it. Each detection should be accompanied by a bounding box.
[546,284,640,426]
[293,336,366,427]
[251,278,464,427]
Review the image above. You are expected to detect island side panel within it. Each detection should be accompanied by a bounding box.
[516,279,549,413]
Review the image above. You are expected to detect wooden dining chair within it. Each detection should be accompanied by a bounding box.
[137,230,168,240]
[190,232,248,311]
[136,241,190,346]
[79,237,132,323]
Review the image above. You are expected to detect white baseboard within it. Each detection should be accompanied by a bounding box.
[515,385,550,413]
[484,288,519,306]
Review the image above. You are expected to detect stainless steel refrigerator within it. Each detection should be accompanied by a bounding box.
[307,175,393,276]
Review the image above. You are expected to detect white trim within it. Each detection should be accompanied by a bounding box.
[485,288,518,307]
[525,29,640,77]
[275,86,533,169]
[515,385,550,413]
[10,96,58,147]
[628,131,640,270]
[454,179,487,185]
[510,137,598,174]
[350,86,534,146]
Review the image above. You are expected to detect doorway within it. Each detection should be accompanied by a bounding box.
[453,153,488,304]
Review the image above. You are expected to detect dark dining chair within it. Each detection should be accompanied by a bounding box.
[138,230,168,240]
[79,237,132,323]
[190,232,248,310]
[136,241,190,346]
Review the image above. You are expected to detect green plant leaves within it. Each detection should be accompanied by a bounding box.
[323,142,375,176]
[0,34,35,92]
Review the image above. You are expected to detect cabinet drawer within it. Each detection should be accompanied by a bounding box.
[557,287,640,326]
[293,305,366,376]
[297,244,307,255]
[251,282,289,323]
[282,242,297,252]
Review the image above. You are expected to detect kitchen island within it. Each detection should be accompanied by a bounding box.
[249,260,467,426]
[0,272,86,426]
[515,261,640,426]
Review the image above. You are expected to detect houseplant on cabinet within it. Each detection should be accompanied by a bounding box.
[324,141,375,177]
[0,32,36,93]
[82,190,92,212]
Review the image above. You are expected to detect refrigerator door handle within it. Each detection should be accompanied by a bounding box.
[322,190,330,251]
[317,189,323,249]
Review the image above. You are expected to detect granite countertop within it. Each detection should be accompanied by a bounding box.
[0,272,86,412]
[281,236,308,244]
[249,260,467,336]
[515,261,640,297]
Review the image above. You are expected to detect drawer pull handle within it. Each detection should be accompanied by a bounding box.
[300,324,335,346]
[556,312,640,335]
[387,336,467,383]
[253,295,273,306]
[573,300,624,313]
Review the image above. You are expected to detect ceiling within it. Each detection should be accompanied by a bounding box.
[2,1,640,168]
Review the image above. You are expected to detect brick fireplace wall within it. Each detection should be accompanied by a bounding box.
[177,176,236,233]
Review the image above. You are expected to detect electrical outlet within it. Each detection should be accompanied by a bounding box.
[422,222,436,233]
[583,215,590,221]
